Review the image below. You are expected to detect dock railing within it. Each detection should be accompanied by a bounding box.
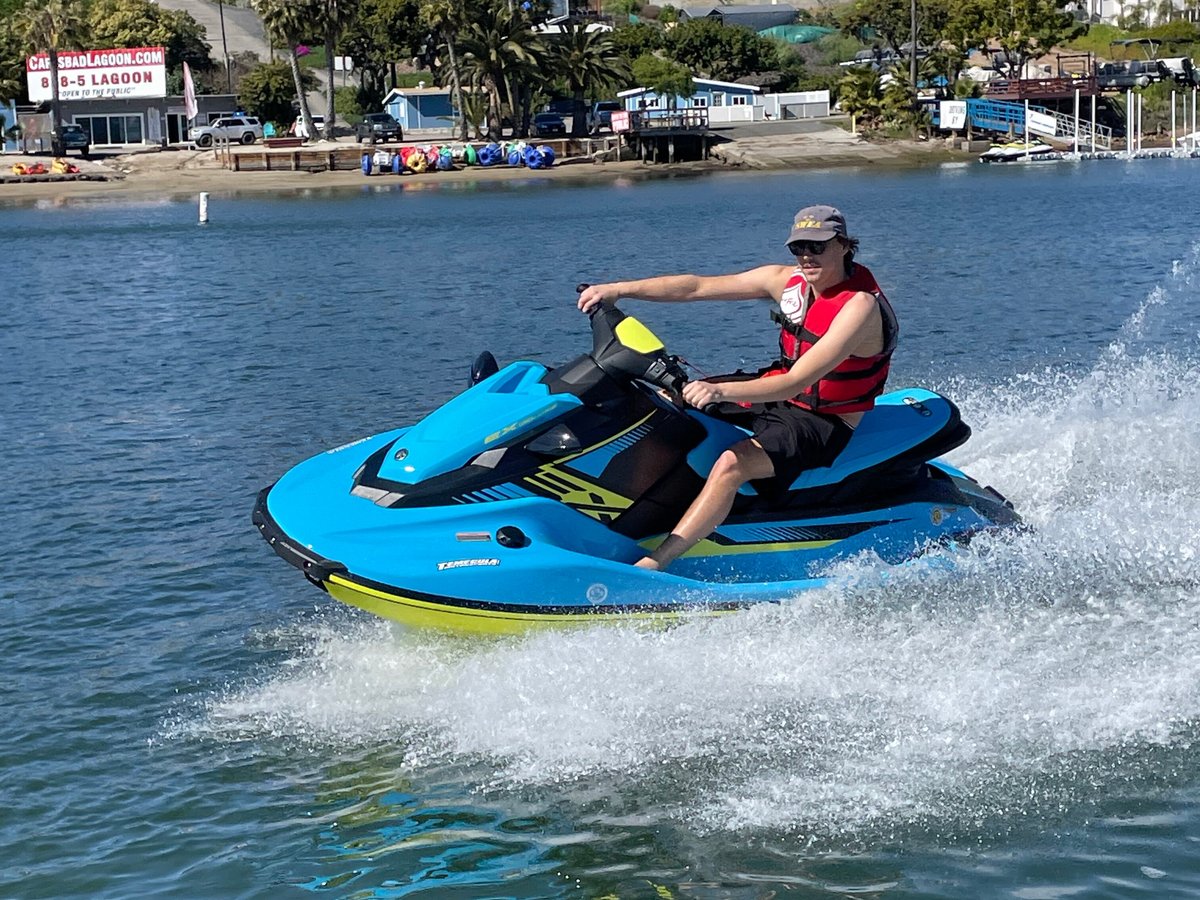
[631,108,710,131]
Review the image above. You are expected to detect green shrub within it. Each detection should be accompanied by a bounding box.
[335,85,363,123]
[395,71,434,88]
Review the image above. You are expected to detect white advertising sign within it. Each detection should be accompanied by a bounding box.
[26,46,167,102]
[611,109,631,133]
[1027,109,1058,138]
[939,100,967,131]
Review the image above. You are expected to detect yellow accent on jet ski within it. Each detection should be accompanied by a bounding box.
[524,466,633,522]
[614,317,665,355]
[640,535,839,557]
[559,412,655,462]
[323,573,725,636]
[515,411,656,520]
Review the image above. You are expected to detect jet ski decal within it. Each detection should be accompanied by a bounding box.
[523,466,633,523]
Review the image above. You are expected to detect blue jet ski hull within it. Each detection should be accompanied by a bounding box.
[254,355,1019,635]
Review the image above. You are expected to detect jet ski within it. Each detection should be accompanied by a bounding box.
[253,307,1020,634]
[979,140,1057,163]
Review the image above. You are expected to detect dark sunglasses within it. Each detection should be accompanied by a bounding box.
[788,238,837,256]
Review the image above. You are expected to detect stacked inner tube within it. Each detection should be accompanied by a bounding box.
[361,140,556,174]
[478,143,502,166]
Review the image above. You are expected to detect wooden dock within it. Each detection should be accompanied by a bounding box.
[621,109,715,164]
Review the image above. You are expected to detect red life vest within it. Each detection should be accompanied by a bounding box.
[771,263,898,414]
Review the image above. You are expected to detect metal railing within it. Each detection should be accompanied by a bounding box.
[963,98,1112,150]
[629,108,710,131]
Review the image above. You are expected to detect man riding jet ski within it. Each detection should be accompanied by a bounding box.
[253,237,1019,634]
[578,205,899,573]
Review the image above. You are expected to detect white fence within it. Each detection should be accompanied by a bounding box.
[760,90,832,121]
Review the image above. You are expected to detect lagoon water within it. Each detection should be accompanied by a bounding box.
[4,160,1200,898]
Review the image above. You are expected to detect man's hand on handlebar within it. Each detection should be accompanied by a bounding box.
[577,283,620,314]
[682,379,725,410]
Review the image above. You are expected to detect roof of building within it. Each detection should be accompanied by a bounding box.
[679,3,797,15]
[618,78,763,98]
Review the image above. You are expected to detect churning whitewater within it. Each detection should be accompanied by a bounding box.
[180,241,1200,839]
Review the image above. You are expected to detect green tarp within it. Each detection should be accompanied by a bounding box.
[758,25,836,44]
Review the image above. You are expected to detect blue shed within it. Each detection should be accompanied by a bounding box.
[383,87,456,135]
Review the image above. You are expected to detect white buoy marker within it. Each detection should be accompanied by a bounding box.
[199,191,209,224]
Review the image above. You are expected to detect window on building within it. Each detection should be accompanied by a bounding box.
[731,95,748,106]
[74,114,145,145]
[692,97,708,107]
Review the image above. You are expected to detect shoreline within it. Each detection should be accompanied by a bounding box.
[0,140,974,205]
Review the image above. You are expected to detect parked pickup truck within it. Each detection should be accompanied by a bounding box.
[588,100,622,133]
[51,123,90,157]
[355,112,404,143]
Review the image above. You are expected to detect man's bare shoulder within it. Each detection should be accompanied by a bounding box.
[734,263,795,299]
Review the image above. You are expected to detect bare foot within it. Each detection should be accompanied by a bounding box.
[633,557,662,571]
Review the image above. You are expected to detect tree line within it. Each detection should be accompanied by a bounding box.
[3,0,1197,145]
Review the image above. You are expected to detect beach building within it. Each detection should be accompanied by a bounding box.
[21,45,238,150]
[383,86,455,135]
[620,79,762,126]
[619,79,830,125]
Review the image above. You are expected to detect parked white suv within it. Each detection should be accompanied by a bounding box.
[189,116,263,147]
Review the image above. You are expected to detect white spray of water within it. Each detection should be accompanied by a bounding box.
[185,245,1200,837]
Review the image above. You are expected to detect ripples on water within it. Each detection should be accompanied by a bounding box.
[4,166,1200,898]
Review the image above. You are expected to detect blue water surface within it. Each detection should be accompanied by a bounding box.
[3,159,1200,898]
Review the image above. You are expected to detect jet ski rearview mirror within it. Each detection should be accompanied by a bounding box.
[470,350,500,386]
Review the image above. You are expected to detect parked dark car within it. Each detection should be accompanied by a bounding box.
[356,112,404,143]
[52,123,90,157]
[530,112,567,137]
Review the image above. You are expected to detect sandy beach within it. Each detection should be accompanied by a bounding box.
[0,130,968,204]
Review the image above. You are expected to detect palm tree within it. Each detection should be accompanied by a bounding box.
[15,0,88,155]
[546,23,631,137]
[458,2,545,140]
[253,0,321,141]
[837,66,883,132]
[317,0,360,139]
[420,0,470,141]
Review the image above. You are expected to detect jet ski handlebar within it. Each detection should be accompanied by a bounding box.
[578,286,690,400]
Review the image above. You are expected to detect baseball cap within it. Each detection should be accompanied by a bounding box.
[785,205,847,245]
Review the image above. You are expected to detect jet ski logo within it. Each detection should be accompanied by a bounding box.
[437,558,500,571]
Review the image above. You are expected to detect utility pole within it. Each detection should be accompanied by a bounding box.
[909,0,918,95]
[218,0,232,93]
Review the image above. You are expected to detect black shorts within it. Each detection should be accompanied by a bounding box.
[749,403,853,495]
